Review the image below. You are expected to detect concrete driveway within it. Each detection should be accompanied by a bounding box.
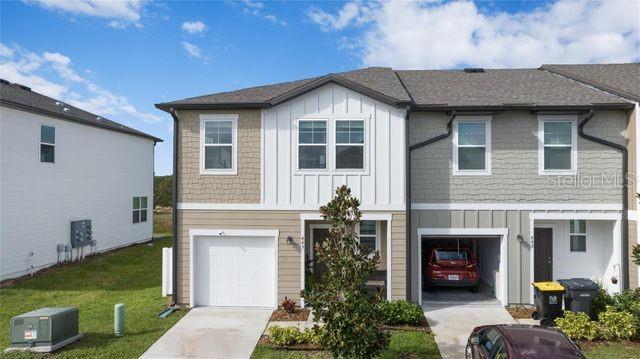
[423,299,516,358]
[140,307,271,359]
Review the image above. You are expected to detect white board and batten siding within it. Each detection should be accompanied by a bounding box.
[262,83,406,210]
[0,106,155,280]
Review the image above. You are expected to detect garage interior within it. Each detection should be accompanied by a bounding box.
[421,235,501,306]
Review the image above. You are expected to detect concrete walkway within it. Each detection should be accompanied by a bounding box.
[424,302,516,359]
[140,307,271,359]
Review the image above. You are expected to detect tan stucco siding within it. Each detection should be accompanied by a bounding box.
[177,109,261,203]
[175,210,408,305]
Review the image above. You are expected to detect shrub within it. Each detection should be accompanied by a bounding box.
[598,307,637,340]
[267,326,323,347]
[379,300,424,325]
[556,311,599,341]
[592,289,615,318]
[281,297,296,314]
[301,186,389,358]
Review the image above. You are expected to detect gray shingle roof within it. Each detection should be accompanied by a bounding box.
[396,68,631,108]
[1,81,162,142]
[541,63,640,102]
[156,67,411,110]
[157,66,633,111]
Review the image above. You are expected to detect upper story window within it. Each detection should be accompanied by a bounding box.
[539,116,577,175]
[40,124,55,163]
[453,117,491,175]
[200,115,237,175]
[359,220,379,254]
[298,120,327,170]
[569,219,586,252]
[133,196,148,224]
[335,120,364,170]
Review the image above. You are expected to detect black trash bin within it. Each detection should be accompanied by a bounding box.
[557,278,599,319]
[531,282,565,326]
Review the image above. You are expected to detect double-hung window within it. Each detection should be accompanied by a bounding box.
[201,115,237,174]
[539,117,576,175]
[335,120,364,170]
[569,220,586,252]
[359,220,378,254]
[453,118,491,175]
[40,124,55,163]
[298,120,327,169]
[133,196,148,224]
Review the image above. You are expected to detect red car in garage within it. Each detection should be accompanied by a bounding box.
[424,247,479,292]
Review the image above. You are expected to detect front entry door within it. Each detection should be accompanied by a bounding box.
[311,227,330,281]
[534,228,553,282]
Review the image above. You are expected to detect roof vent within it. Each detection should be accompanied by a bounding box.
[0,79,9,85]
[63,107,70,112]
[96,116,102,121]
[463,68,485,73]
[55,101,63,106]
[15,83,31,91]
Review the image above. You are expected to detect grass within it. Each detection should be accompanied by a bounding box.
[153,208,172,235]
[251,330,441,358]
[0,237,185,358]
[581,340,640,358]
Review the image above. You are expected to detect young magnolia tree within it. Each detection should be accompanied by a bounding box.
[302,185,389,358]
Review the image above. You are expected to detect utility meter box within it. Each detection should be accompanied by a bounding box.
[9,307,80,351]
[70,220,92,248]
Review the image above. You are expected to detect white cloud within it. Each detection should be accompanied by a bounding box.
[182,42,203,59]
[24,0,148,28]
[0,42,161,123]
[182,20,207,35]
[308,0,640,69]
[238,0,286,26]
[0,43,15,58]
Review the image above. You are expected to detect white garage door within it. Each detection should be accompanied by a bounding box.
[194,236,276,307]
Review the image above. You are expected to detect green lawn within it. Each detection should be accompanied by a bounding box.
[251,330,441,358]
[582,341,640,359]
[0,237,185,358]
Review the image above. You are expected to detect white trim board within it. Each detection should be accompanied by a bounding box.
[412,203,622,211]
[188,228,279,309]
[416,227,509,306]
[179,203,406,211]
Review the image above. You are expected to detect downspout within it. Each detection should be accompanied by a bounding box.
[407,111,457,301]
[578,109,629,290]
[169,108,179,306]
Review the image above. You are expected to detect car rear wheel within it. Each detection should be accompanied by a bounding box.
[465,344,474,359]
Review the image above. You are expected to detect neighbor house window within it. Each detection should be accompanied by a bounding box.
[133,196,148,224]
[201,115,237,174]
[40,124,55,163]
[453,118,491,175]
[569,220,586,252]
[298,120,326,169]
[539,117,576,175]
[359,220,378,253]
[335,120,364,170]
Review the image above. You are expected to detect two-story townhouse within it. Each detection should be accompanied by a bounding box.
[402,68,634,306]
[157,65,636,309]
[541,63,640,289]
[156,68,411,307]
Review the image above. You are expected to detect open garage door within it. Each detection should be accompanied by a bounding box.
[418,229,508,306]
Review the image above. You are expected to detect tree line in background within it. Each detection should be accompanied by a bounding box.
[154,175,172,208]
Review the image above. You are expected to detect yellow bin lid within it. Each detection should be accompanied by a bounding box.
[532,281,565,292]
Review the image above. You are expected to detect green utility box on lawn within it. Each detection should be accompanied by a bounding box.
[9,307,80,351]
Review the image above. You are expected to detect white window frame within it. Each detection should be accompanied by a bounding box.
[452,116,491,176]
[133,196,148,224]
[39,123,55,164]
[200,114,238,175]
[295,119,329,173]
[357,220,381,254]
[334,119,366,172]
[568,219,587,254]
[538,115,578,176]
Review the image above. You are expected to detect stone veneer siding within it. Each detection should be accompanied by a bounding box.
[177,109,261,203]
[410,110,627,203]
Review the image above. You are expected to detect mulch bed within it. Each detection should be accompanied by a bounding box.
[270,308,311,321]
[507,306,536,319]
[576,339,640,350]
[258,335,323,351]
[382,315,431,332]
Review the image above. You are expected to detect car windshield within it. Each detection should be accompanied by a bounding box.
[435,250,468,261]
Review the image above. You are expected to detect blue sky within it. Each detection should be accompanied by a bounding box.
[1,1,638,175]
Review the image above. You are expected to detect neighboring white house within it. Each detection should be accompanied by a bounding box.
[0,80,161,281]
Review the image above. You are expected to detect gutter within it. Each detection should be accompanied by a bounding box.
[169,108,180,306]
[578,109,629,290]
